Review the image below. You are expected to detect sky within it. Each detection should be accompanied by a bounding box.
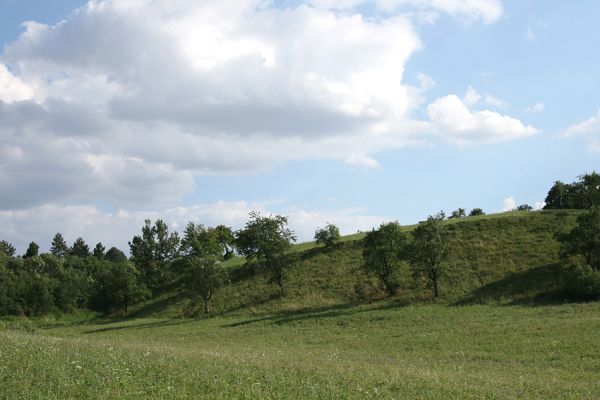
[0,0,599,253]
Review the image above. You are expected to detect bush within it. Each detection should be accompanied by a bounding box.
[566,264,600,300]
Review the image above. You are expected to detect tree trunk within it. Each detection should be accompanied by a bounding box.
[203,297,210,314]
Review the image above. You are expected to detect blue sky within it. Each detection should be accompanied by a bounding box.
[0,0,598,252]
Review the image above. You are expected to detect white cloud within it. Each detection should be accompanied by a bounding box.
[0,64,33,102]
[483,94,507,108]
[0,0,430,209]
[562,110,600,152]
[533,201,545,210]
[524,102,544,114]
[463,86,505,108]
[427,91,539,145]
[0,201,388,254]
[0,1,511,213]
[463,86,482,107]
[344,153,381,168]
[502,196,516,212]
[373,0,503,24]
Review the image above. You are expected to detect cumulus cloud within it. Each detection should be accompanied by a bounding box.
[502,196,516,211]
[0,64,34,102]
[0,201,388,254]
[0,0,515,213]
[427,89,539,145]
[562,110,600,151]
[0,0,434,209]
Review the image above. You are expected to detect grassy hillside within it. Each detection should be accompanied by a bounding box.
[2,302,599,399]
[129,210,580,318]
[1,210,597,399]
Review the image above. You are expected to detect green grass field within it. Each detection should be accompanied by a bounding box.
[1,210,598,399]
[1,302,600,399]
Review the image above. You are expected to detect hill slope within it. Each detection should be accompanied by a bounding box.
[130,210,579,318]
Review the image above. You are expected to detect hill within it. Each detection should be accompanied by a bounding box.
[128,210,580,318]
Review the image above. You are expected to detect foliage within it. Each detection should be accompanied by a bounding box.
[23,242,39,259]
[50,233,69,259]
[0,240,16,257]
[129,219,180,294]
[184,257,223,314]
[70,237,90,258]
[411,214,450,298]
[544,172,600,209]
[235,212,296,289]
[105,247,128,263]
[469,208,485,216]
[93,242,106,259]
[214,225,235,259]
[558,207,600,269]
[565,263,600,300]
[362,221,408,296]
[180,222,220,259]
[314,223,341,249]
[516,204,533,211]
[90,262,149,314]
[449,208,466,219]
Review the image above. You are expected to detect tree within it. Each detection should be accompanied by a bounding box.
[180,222,221,259]
[314,223,341,249]
[184,257,223,314]
[0,240,16,257]
[449,208,466,219]
[93,242,106,259]
[558,207,600,269]
[544,181,570,209]
[129,219,180,294]
[105,247,128,263]
[70,237,90,258]
[544,172,600,210]
[235,212,296,289]
[23,242,39,259]
[50,233,69,259]
[469,208,485,217]
[580,172,600,208]
[411,214,451,298]
[90,261,149,314]
[516,204,533,212]
[362,221,408,296]
[214,225,235,259]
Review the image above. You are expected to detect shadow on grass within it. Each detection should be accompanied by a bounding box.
[222,299,409,328]
[455,263,571,306]
[83,318,194,334]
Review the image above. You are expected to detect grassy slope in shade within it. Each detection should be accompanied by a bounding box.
[1,303,599,399]
[131,210,579,318]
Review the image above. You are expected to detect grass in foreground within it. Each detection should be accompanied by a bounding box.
[1,302,600,399]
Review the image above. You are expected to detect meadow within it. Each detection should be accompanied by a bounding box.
[1,302,599,399]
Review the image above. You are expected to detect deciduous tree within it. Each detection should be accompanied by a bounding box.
[411,214,451,298]
[362,221,408,296]
[235,212,296,290]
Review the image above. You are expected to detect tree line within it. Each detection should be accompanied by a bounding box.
[1,171,599,317]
